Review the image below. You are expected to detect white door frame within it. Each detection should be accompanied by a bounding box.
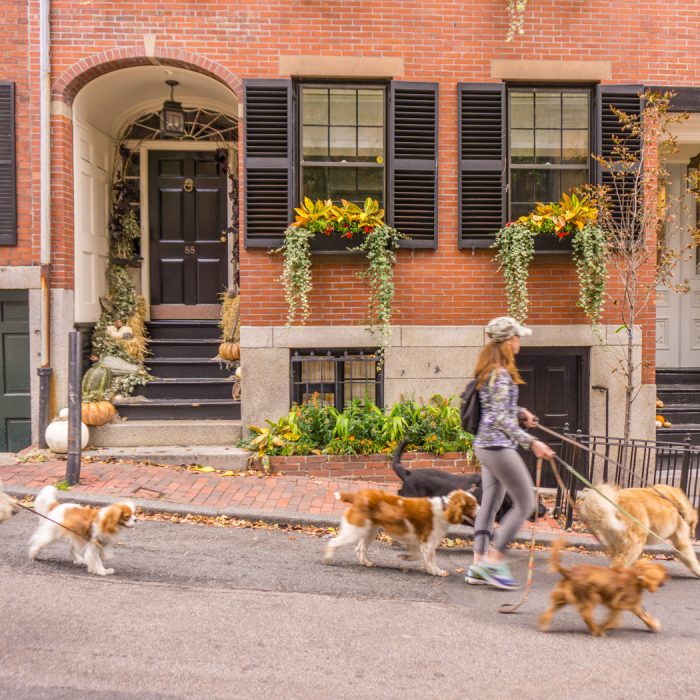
[137,141,238,321]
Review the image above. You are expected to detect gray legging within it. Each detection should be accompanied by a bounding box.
[473,447,536,555]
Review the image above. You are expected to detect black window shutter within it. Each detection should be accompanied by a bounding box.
[458,83,506,248]
[388,82,438,249]
[595,85,643,225]
[0,83,16,246]
[243,79,294,248]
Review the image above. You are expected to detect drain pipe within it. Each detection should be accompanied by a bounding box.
[37,0,53,448]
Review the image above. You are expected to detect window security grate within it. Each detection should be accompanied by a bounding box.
[290,350,383,410]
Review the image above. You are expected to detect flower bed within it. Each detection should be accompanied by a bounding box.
[249,450,478,483]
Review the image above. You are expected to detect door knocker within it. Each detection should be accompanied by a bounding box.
[183,178,194,193]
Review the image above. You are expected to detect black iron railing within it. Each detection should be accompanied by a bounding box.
[556,430,700,537]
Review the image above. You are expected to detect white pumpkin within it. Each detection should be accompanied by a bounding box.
[45,410,89,453]
[235,366,241,379]
[106,324,121,339]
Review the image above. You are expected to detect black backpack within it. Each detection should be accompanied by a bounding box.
[459,378,481,435]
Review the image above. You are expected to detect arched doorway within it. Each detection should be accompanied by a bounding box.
[71,65,239,323]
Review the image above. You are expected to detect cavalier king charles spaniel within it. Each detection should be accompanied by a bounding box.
[324,488,478,577]
[28,485,136,576]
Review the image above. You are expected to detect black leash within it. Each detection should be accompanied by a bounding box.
[15,500,93,543]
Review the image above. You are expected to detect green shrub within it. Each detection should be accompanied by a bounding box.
[242,394,474,458]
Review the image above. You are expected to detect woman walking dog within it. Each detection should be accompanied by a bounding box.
[465,317,555,590]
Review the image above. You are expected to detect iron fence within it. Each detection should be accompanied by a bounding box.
[555,430,700,537]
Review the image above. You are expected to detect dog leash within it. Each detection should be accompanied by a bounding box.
[498,457,543,614]
[536,424,687,515]
[545,452,693,563]
[14,500,93,543]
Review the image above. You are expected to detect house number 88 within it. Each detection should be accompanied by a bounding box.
[184,245,195,254]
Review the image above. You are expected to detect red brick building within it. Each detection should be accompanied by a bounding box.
[0,0,698,451]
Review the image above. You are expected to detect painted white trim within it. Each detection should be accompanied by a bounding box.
[139,142,237,318]
[114,98,237,140]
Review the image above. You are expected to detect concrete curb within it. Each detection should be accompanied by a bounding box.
[6,485,691,557]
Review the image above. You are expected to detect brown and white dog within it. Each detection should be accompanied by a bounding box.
[539,539,668,636]
[580,483,700,577]
[28,485,137,576]
[0,480,17,523]
[324,488,479,577]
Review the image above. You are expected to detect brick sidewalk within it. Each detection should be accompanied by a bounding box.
[0,455,571,537]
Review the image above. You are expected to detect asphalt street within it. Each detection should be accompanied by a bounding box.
[1,512,699,699]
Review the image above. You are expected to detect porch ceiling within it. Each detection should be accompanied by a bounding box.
[72,65,238,138]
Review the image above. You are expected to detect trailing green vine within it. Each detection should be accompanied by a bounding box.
[492,222,535,323]
[571,223,607,332]
[492,193,608,329]
[277,225,314,325]
[350,224,407,365]
[275,198,409,366]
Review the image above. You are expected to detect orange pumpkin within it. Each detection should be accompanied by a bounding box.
[82,400,117,426]
[218,341,240,361]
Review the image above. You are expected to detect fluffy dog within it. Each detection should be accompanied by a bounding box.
[324,488,479,576]
[28,485,137,576]
[539,539,668,636]
[391,439,546,523]
[0,480,17,523]
[580,483,700,577]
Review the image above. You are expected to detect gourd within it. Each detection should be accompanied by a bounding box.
[218,342,240,361]
[82,365,113,398]
[45,409,89,453]
[81,401,117,427]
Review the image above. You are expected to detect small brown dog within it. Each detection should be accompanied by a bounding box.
[539,540,668,636]
[325,488,479,577]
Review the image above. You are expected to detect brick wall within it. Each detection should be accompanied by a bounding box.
[16,0,700,380]
[252,451,478,482]
[0,1,37,267]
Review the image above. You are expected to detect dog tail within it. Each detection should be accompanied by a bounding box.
[34,485,59,517]
[391,439,411,482]
[549,539,569,577]
[335,491,359,505]
[580,483,624,532]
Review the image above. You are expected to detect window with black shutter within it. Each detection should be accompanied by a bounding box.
[0,83,16,246]
[595,85,643,227]
[458,83,506,248]
[242,78,438,250]
[243,80,294,248]
[388,81,438,249]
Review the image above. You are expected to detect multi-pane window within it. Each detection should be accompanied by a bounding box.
[508,88,591,219]
[300,86,385,206]
[290,350,383,410]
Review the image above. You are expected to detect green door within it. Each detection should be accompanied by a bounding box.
[0,291,31,452]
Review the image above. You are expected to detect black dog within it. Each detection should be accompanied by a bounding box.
[391,440,546,523]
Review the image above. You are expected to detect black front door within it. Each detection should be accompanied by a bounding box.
[517,347,589,487]
[149,151,228,307]
[0,291,31,452]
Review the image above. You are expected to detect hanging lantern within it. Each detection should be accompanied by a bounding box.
[160,79,185,137]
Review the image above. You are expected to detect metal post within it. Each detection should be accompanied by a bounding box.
[66,330,82,485]
[37,366,53,449]
[680,434,691,495]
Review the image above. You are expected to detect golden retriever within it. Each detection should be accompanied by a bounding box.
[580,483,700,576]
[539,539,668,636]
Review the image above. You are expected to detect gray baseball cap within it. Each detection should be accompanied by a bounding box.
[485,316,533,342]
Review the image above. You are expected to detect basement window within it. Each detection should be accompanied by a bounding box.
[290,349,383,409]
